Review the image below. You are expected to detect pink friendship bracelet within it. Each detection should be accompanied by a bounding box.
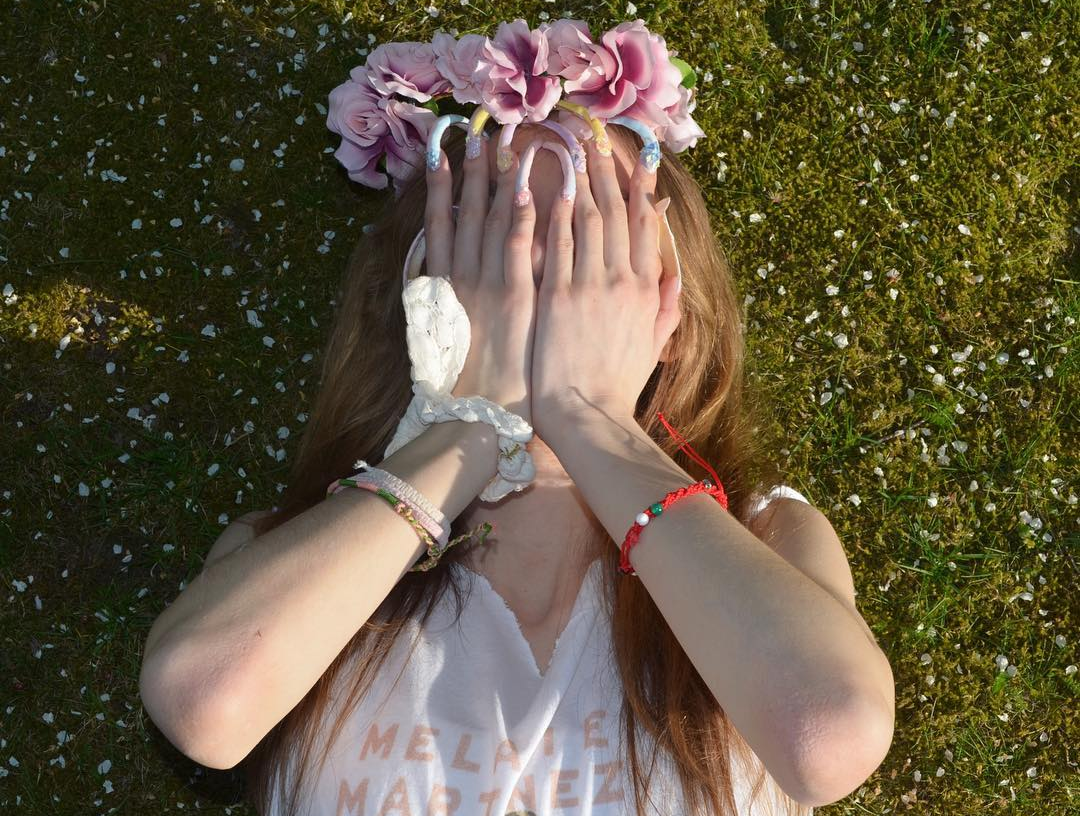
[328,475,447,551]
[329,463,450,550]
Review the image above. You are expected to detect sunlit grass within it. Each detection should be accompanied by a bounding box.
[2,0,1076,813]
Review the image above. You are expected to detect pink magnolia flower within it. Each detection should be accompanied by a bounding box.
[362,41,452,102]
[471,19,564,124]
[431,32,488,105]
[554,19,690,142]
[327,68,436,191]
[663,84,705,152]
[542,18,596,82]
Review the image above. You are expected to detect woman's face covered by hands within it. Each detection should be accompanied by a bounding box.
[482,123,638,287]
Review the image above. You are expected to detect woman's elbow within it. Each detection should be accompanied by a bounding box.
[789,687,896,808]
[139,645,253,770]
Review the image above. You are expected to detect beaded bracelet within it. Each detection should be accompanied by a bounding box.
[619,412,731,577]
[619,478,728,575]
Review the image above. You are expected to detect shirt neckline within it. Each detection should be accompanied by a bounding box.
[449,557,604,679]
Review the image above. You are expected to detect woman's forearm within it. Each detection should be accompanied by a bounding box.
[139,418,501,769]
[541,399,894,806]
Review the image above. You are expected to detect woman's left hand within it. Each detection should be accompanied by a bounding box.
[530,135,682,438]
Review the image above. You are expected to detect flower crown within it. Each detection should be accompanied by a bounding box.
[326,18,702,197]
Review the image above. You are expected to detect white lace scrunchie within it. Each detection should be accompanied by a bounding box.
[381,274,536,502]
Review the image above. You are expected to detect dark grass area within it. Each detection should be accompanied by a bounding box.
[1,0,1077,813]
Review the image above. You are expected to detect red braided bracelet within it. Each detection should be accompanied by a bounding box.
[619,412,730,576]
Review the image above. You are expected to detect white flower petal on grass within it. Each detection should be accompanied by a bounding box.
[263,335,275,348]
[131,218,142,229]
[207,463,220,477]
[78,483,90,497]
[958,223,972,235]
[229,158,245,171]
[97,759,111,775]
[201,323,217,338]
[170,217,183,227]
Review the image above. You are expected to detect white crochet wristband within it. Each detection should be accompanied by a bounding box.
[382,382,536,503]
[382,273,537,503]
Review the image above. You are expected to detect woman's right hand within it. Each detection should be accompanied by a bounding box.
[424,133,537,428]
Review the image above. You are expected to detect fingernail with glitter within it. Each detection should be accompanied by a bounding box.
[639,142,661,173]
[465,134,483,161]
[595,131,613,157]
[426,149,442,173]
[514,188,532,208]
[497,147,514,174]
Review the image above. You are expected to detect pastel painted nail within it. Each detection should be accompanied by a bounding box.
[465,108,491,160]
[610,115,661,173]
[497,122,518,174]
[426,113,469,172]
[515,138,576,206]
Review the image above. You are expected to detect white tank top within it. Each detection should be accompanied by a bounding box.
[270,486,813,815]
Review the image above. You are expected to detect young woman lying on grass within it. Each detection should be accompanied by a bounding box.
[140,24,895,814]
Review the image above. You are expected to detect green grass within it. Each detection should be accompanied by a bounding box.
[1,0,1076,813]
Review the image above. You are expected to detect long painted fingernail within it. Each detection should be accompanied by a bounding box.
[594,127,612,157]
[465,133,483,160]
[498,122,517,173]
[640,142,660,173]
[610,115,660,173]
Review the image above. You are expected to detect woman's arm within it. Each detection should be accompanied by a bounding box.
[541,401,895,809]
[138,419,501,770]
[201,510,275,570]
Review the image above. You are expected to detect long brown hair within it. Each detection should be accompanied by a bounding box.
[239,123,811,816]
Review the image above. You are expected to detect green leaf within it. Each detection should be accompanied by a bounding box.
[670,56,696,89]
